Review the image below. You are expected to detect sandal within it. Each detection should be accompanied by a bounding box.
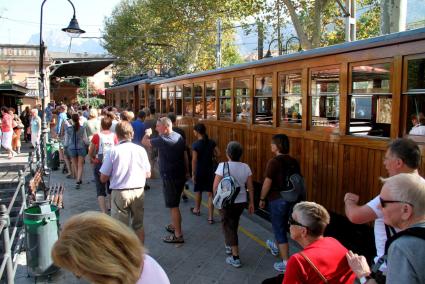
[165,224,175,234]
[163,234,184,243]
[190,207,201,216]
[208,218,215,224]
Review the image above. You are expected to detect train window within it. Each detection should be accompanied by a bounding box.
[405,58,425,138]
[140,88,145,108]
[349,62,392,137]
[254,75,273,125]
[169,86,175,113]
[279,72,302,128]
[183,84,193,116]
[310,68,340,128]
[176,86,183,115]
[206,82,217,119]
[194,83,204,117]
[149,88,155,111]
[155,88,160,113]
[161,87,167,113]
[235,78,250,123]
[219,79,232,120]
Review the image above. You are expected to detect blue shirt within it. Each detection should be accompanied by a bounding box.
[131,119,145,145]
[150,131,185,179]
[56,112,67,134]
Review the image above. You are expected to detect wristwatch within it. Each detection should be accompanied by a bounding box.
[359,276,371,284]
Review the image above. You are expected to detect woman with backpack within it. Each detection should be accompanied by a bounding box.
[259,134,302,273]
[65,113,89,189]
[213,141,254,268]
[190,123,220,223]
[88,116,118,213]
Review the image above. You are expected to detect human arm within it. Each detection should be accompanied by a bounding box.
[191,150,198,183]
[88,143,96,164]
[142,128,152,148]
[246,175,255,214]
[344,193,378,224]
[100,173,109,183]
[213,146,220,159]
[259,177,272,209]
[99,151,113,184]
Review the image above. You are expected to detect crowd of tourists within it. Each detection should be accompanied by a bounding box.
[1,101,425,284]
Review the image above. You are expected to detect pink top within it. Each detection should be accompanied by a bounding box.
[1,112,12,132]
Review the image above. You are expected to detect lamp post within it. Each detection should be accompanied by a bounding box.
[39,0,85,170]
[264,37,302,59]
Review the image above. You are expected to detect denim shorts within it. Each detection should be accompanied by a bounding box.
[269,198,293,244]
[67,147,87,157]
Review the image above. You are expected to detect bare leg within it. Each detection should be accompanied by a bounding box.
[71,157,78,180]
[207,192,213,220]
[194,192,202,212]
[170,207,182,237]
[64,155,73,177]
[231,245,239,256]
[76,156,85,182]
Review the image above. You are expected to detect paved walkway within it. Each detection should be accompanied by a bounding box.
[7,142,300,284]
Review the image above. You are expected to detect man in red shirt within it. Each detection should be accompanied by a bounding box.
[1,106,16,159]
[282,201,355,284]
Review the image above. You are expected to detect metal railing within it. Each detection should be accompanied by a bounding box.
[0,169,28,283]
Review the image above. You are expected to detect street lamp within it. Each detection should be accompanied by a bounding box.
[264,38,280,58]
[39,0,85,170]
[264,37,302,59]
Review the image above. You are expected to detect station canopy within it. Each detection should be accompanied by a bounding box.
[49,59,115,77]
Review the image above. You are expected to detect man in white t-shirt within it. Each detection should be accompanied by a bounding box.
[344,138,424,272]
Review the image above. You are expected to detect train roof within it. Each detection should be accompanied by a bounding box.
[151,27,425,85]
[107,75,168,90]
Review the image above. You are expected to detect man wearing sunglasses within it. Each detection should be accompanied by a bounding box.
[344,138,423,275]
[347,173,425,284]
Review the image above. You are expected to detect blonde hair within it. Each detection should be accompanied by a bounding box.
[381,173,425,216]
[89,108,98,118]
[115,121,134,140]
[51,212,143,284]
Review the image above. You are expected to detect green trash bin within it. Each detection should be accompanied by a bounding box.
[24,202,60,276]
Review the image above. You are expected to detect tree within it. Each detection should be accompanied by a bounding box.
[102,0,255,79]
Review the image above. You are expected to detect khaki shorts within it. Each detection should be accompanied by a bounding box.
[111,188,144,231]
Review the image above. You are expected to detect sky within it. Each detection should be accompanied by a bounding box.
[0,0,121,44]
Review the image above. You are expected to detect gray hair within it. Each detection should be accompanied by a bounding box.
[381,173,425,217]
[293,201,330,237]
[158,117,172,128]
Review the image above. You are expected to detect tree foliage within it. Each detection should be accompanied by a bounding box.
[102,0,253,79]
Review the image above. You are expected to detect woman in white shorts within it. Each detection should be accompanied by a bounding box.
[1,106,16,159]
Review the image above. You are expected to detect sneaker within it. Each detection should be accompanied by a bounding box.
[226,256,241,268]
[266,239,279,256]
[225,245,232,255]
[273,260,287,272]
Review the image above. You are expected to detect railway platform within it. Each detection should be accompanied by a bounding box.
[10,150,301,284]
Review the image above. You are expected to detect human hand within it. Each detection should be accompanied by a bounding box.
[145,128,152,136]
[259,200,266,209]
[346,250,371,278]
[344,193,360,204]
[248,202,255,214]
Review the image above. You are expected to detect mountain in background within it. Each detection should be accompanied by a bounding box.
[27,29,106,54]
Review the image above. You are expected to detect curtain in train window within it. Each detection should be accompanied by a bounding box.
[254,75,273,125]
[194,83,204,117]
[148,88,155,111]
[349,62,392,137]
[235,78,250,123]
[139,87,145,109]
[219,79,232,120]
[129,90,134,109]
[279,73,302,128]
[160,88,167,113]
[405,58,425,137]
[183,84,193,116]
[206,82,217,119]
[154,89,160,113]
[176,86,183,115]
[168,86,175,113]
[310,68,340,128]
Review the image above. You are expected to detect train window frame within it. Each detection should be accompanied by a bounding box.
[161,87,168,114]
[254,74,273,126]
[205,81,217,119]
[348,59,393,138]
[218,79,232,121]
[168,86,176,113]
[234,77,251,123]
[402,53,425,141]
[278,71,302,129]
[194,82,204,118]
[183,84,193,116]
[175,85,183,115]
[309,66,340,131]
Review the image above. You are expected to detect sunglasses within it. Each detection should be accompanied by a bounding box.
[379,197,413,208]
[288,216,308,228]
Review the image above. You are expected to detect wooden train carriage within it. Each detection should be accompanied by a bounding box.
[106,28,425,217]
